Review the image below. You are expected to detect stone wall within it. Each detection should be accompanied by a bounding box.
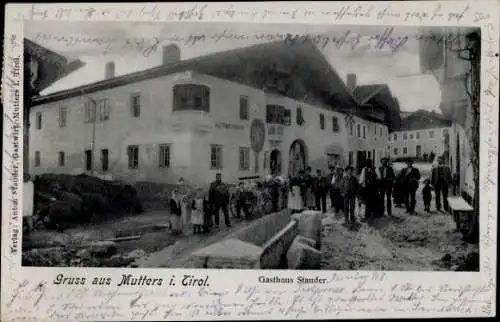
[190,209,323,269]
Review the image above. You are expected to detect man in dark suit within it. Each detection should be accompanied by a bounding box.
[431,156,452,212]
[401,159,421,214]
[313,169,329,213]
[378,157,396,216]
[209,172,231,228]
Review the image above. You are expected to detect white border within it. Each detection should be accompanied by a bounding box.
[2,2,498,320]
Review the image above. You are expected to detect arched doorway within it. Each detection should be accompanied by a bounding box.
[270,149,282,176]
[289,139,308,177]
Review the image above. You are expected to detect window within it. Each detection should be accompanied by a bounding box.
[429,130,435,138]
[239,147,250,170]
[403,133,408,140]
[348,151,353,166]
[349,123,354,135]
[388,135,391,141]
[410,133,414,139]
[379,127,382,136]
[131,93,141,117]
[58,151,65,166]
[266,105,287,125]
[36,112,42,129]
[357,124,361,137]
[403,147,408,154]
[173,84,210,112]
[332,117,340,132]
[101,149,109,171]
[416,131,420,139]
[34,151,41,166]
[374,126,377,135]
[319,113,325,130]
[127,145,139,169]
[159,144,170,168]
[58,106,67,127]
[363,125,366,139]
[283,109,291,126]
[443,128,449,135]
[296,106,304,125]
[85,150,92,171]
[84,101,96,123]
[210,145,223,169]
[239,96,249,120]
[394,148,398,155]
[99,99,110,121]
[393,133,397,141]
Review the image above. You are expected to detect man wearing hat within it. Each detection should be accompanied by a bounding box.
[431,156,452,212]
[378,157,396,216]
[208,172,231,228]
[400,159,421,214]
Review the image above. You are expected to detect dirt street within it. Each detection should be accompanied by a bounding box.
[320,188,479,271]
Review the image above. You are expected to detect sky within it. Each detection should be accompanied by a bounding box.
[25,21,445,113]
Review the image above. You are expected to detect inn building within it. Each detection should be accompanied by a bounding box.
[29,40,392,186]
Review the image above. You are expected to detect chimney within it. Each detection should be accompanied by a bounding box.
[105,61,115,80]
[346,73,357,93]
[162,44,181,65]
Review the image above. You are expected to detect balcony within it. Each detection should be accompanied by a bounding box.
[169,110,215,133]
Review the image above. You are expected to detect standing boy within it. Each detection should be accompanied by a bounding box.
[422,179,433,212]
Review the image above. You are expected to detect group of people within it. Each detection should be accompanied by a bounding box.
[288,156,453,225]
[169,173,232,235]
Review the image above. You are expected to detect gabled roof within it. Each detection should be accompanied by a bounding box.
[353,84,391,105]
[400,109,452,130]
[25,39,85,95]
[32,40,362,114]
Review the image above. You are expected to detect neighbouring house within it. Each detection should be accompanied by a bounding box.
[388,109,453,161]
[29,40,390,186]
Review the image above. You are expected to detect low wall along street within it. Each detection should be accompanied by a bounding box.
[190,209,323,269]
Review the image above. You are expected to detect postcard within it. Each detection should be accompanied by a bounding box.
[2,1,498,321]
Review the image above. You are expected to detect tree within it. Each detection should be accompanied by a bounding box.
[457,32,480,243]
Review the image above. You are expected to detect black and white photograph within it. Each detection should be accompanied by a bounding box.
[21,20,481,271]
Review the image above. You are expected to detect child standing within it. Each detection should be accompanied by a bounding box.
[340,166,359,225]
[191,188,204,234]
[422,179,433,212]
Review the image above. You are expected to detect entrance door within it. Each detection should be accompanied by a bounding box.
[356,151,367,174]
[270,149,282,176]
[289,140,307,177]
[416,145,422,159]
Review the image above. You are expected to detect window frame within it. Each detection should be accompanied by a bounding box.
[319,113,325,130]
[36,112,42,129]
[101,149,109,171]
[210,144,223,170]
[127,145,139,169]
[158,144,171,168]
[239,95,249,120]
[332,116,340,132]
[239,147,250,171]
[131,93,141,118]
[85,149,93,171]
[34,151,41,166]
[58,106,67,128]
[58,151,65,167]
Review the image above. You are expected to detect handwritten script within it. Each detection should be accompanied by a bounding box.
[3,273,494,321]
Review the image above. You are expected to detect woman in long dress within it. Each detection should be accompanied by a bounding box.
[169,188,183,235]
[190,188,205,234]
[288,175,304,214]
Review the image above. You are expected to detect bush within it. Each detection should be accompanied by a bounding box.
[33,174,144,226]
